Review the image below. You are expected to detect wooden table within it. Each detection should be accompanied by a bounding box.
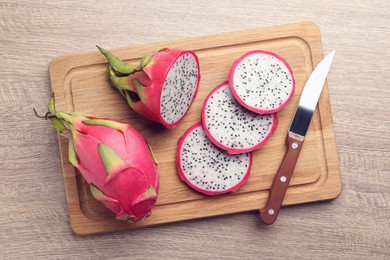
[1,1,389,259]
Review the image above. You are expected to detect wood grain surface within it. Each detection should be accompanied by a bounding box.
[0,0,389,259]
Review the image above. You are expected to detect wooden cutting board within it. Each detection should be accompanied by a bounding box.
[49,21,341,235]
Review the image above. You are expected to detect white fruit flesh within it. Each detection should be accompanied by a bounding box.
[231,52,293,111]
[160,53,199,124]
[178,124,251,194]
[203,83,276,153]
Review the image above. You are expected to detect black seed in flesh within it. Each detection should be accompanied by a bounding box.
[232,52,293,110]
[203,83,275,152]
[179,124,251,193]
[160,53,199,124]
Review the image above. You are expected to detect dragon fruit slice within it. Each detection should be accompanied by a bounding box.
[176,122,252,195]
[98,46,200,128]
[43,98,159,222]
[229,50,295,114]
[202,82,278,154]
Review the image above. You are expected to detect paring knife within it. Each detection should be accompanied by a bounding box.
[260,50,336,225]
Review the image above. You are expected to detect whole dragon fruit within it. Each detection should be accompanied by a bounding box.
[229,50,295,114]
[97,46,200,128]
[42,98,159,222]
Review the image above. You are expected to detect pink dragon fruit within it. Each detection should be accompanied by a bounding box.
[42,98,159,222]
[97,46,200,128]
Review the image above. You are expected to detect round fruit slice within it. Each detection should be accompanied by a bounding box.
[176,122,252,196]
[202,82,278,154]
[229,50,295,114]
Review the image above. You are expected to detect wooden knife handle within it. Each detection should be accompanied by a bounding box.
[260,132,304,225]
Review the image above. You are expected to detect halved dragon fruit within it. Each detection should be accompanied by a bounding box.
[98,46,200,128]
[229,50,295,114]
[176,122,252,195]
[202,82,278,154]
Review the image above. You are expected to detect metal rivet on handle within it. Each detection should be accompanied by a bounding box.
[268,209,275,216]
[280,176,287,183]
[292,142,298,149]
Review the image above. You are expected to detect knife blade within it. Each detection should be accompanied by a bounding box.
[259,50,336,225]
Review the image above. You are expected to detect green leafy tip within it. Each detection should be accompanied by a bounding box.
[131,78,144,98]
[97,45,140,75]
[48,96,56,114]
[142,185,157,200]
[34,97,67,133]
[83,119,125,132]
[68,133,79,166]
[89,184,105,200]
[140,54,153,68]
[48,98,67,132]
[50,117,67,133]
[54,111,72,124]
[107,65,132,91]
[98,143,128,177]
[146,141,158,165]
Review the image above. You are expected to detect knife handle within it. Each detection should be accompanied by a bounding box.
[260,132,304,225]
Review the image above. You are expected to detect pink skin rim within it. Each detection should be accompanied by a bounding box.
[228,50,295,114]
[159,50,201,129]
[201,81,279,155]
[176,122,253,196]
